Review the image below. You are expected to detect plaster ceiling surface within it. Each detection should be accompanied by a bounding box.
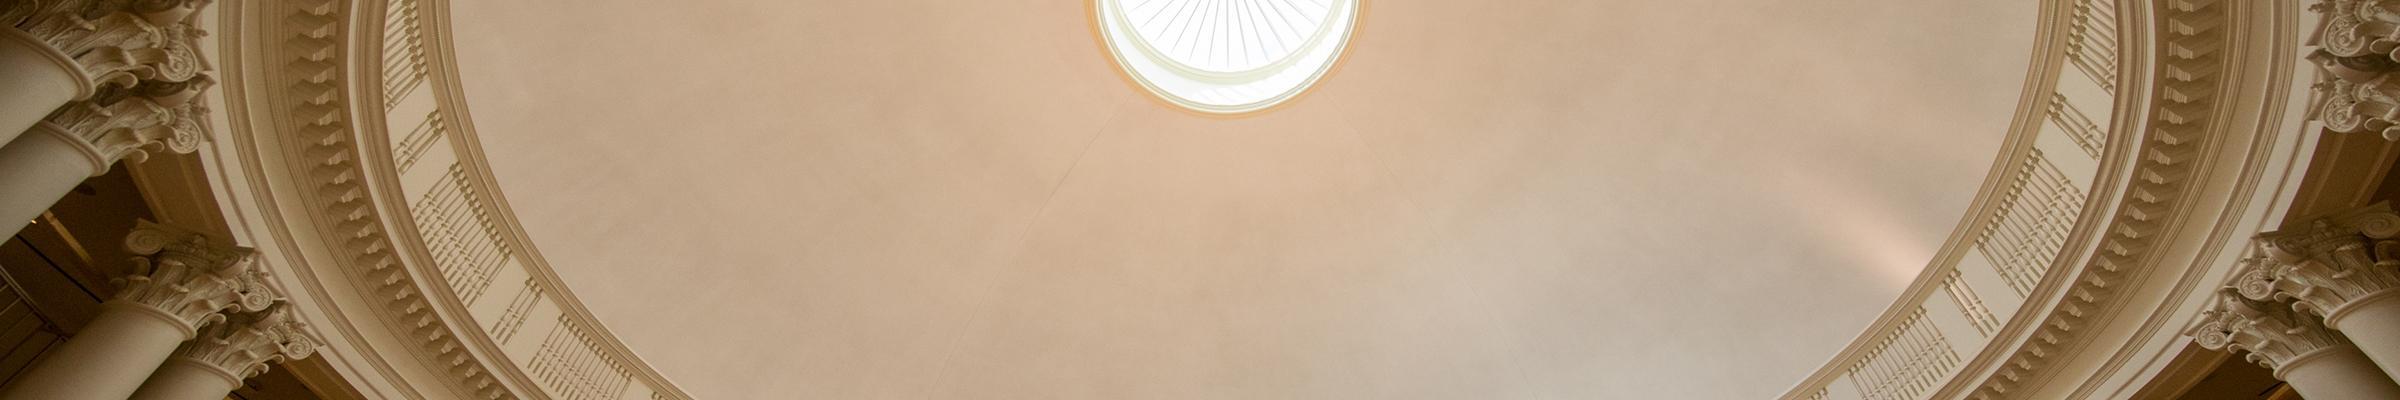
[451,1,2039,398]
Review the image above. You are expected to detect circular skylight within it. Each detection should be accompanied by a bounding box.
[1097,0,1359,114]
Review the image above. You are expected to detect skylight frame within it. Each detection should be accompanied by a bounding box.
[1096,0,1360,114]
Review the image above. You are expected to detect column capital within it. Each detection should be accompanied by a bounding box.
[2236,203,2400,321]
[2308,0,2400,140]
[2,0,210,96]
[2314,1,2400,61]
[165,303,318,384]
[2192,289,2355,373]
[36,77,211,173]
[114,220,275,338]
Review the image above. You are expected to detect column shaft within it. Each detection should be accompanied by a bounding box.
[0,303,191,400]
[0,123,100,237]
[128,360,243,400]
[2281,344,2400,400]
[0,29,85,145]
[2328,293,2400,380]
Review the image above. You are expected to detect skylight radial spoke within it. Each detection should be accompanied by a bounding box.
[1100,0,1357,114]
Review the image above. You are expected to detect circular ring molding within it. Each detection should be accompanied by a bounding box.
[1097,0,1359,114]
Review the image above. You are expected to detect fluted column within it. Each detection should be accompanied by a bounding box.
[2193,290,2400,400]
[0,78,210,237]
[0,221,275,400]
[2236,204,2400,379]
[0,0,208,144]
[130,304,316,400]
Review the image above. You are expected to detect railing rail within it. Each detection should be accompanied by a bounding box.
[1781,0,2132,398]
[356,0,694,398]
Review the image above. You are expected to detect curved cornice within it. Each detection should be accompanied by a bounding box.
[1948,0,2248,395]
[413,0,695,396]
[193,0,693,398]
[1783,0,2321,398]
[1778,0,2093,395]
[209,0,515,397]
[1982,1,2321,397]
[180,0,2315,398]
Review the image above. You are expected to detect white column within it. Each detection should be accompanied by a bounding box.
[131,304,317,400]
[2328,296,2400,379]
[2281,345,2400,400]
[0,123,100,237]
[2192,290,2400,400]
[0,222,274,400]
[0,79,211,237]
[2239,204,2400,379]
[0,28,88,143]
[0,1,208,145]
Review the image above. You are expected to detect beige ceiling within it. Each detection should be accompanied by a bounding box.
[451,1,2038,398]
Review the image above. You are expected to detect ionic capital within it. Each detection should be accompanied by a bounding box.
[113,220,275,337]
[2192,289,2356,372]
[3,0,211,95]
[38,77,212,172]
[2237,204,2400,319]
[166,303,318,383]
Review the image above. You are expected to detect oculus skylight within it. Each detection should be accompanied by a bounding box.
[1096,0,1359,114]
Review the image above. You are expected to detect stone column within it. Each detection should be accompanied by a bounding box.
[0,78,210,237]
[2237,203,2400,379]
[130,304,317,400]
[0,221,274,400]
[2193,290,2400,400]
[0,0,208,144]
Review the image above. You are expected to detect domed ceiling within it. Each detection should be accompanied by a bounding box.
[451,1,2037,398]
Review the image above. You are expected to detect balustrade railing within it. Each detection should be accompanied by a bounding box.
[1977,149,2088,297]
[2066,0,2122,92]
[380,0,428,109]
[1783,0,2126,398]
[1845,309,1962,400]
[1938,271,2000,337]
[531,316,634,400]
[366,0,681,398]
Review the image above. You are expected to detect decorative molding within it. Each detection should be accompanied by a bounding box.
[118,220,274,336]
[528,315,633,400]
[1778,0,2319,397]
[37,77,214,174]
[1777,0,2103,396]
[1945,271,2004,336]
[390,110,441,170]
[1977,149,2090,297]
[2190,289,2353,374]
[406,0,697,396]
[2237,203,2400,319]
[1960,0,2230,397]
[166,302,321,382]
[489,279,540,344]
[2309,0,2400,140]
[410,164,511,305]
[2068,0,2125,92]
[375,0,423,109]
[234,0,513,397]
[3,0,211,98]
[2051,93,2112,159]
[1846,308,1961,400]
[199,0,693,398]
